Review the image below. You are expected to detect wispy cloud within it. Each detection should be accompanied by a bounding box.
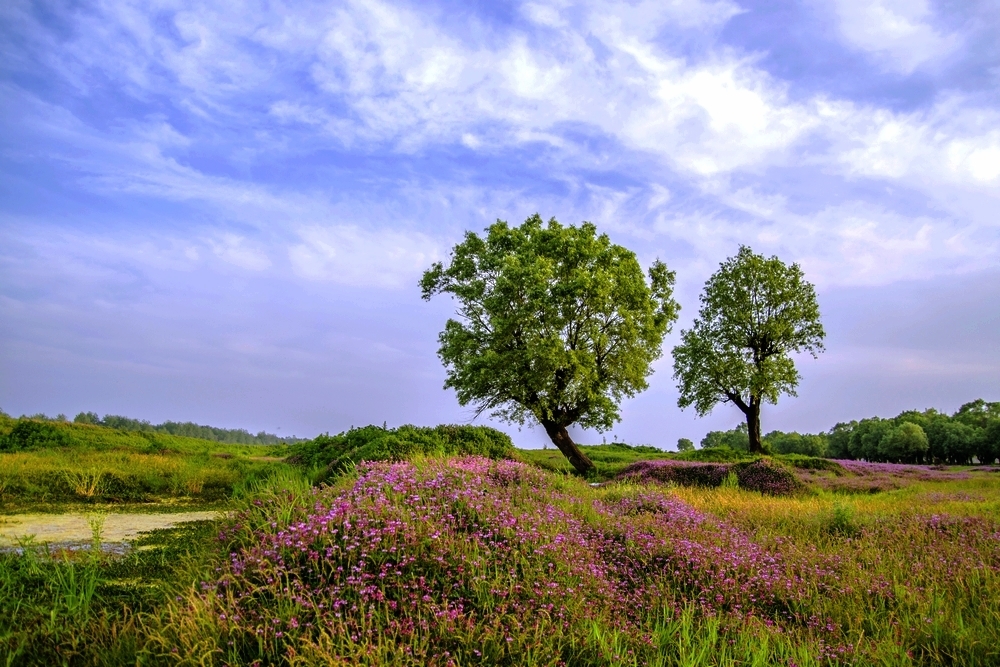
[289,225,441,287]
[824,0,960,74]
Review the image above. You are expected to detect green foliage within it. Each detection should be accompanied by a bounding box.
[848,417,894,461]
[825,421,855,459]
[776,454,845,474]
[676,437,695,452]
[720,470,739,489]
[982,420,1000,465]
[952,399,1000,430]
[0,419,71,452]
[672,246,824,453]
[764,430,828,457]
[699,423,753,452]
[286,424,516,479]
[421,214,679,471]
[826,400,1000,465]
[826,502,858,536]
[878,422,929,463]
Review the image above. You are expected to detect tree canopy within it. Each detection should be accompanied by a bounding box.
[420,214,679,474]
[672,246,825,453]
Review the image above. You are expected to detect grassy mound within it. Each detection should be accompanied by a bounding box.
[285,424,516,480]
[519,443,678,479]
[616,458,803,496]
[674,447,756,463]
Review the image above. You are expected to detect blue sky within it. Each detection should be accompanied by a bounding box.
[1,0,998,447]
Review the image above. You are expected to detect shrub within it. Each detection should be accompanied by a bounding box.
[731,459,802,496]
[0,420,71,452]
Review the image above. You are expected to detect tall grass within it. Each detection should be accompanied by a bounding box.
[0,448,297,507]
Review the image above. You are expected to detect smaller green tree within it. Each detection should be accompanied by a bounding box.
[766,431,827,457]
[953,399,1000,429]
[672,246,825,453]
[878,422,929,463]
[981,421,1000,465]
[421,215,679,475]
[700,424,751,451]
[825,421,856,459]
[927,419,978,464]
[676,437,695,452]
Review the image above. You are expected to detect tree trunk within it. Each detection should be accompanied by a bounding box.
[745,399,763,454]
[541,420,595,475]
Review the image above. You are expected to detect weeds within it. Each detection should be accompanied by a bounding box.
[65,469,105,498]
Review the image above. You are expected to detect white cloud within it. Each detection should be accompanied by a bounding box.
[826,0,960,73]
[6,0,1000,291]
[288,225,441,287]
[831,98,1000,187]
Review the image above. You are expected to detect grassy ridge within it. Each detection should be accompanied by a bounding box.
[0,416,293,510]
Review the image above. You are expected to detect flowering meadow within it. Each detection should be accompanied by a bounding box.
[147,456,1000,666]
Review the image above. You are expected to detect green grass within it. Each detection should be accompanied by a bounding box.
[0,418,294,511]
[516,443,793,480]
[518,443,680,479]
[2,421,999,665]
[0,519,222,665]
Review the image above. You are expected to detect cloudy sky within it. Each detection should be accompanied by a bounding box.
[1,0,998,447]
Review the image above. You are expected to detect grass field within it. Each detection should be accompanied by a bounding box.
[0,416,297,511]
[1,422,999,665]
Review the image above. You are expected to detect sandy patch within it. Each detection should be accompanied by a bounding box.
[0,511,220,545]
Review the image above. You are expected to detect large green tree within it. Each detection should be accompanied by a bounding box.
[421,214,679,474]
[672,246,825,454]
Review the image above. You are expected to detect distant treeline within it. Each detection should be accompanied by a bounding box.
[73,412,305,445]
[697,399,1000,465]
[0,409,303,445]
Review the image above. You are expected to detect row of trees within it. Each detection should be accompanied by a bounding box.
[696,424,825,457]
[827,400,1000,465]
[71,412,303,445]
[689,399,1000,465]
[422,215,825,474]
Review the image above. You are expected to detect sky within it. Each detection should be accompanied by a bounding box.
[1,0,998,449]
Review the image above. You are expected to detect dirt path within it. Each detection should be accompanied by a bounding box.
[0,511,220,545]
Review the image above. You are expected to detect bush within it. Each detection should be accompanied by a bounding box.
[286,424,516,480]
[731,459,802,496]
[0,420,71,452]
